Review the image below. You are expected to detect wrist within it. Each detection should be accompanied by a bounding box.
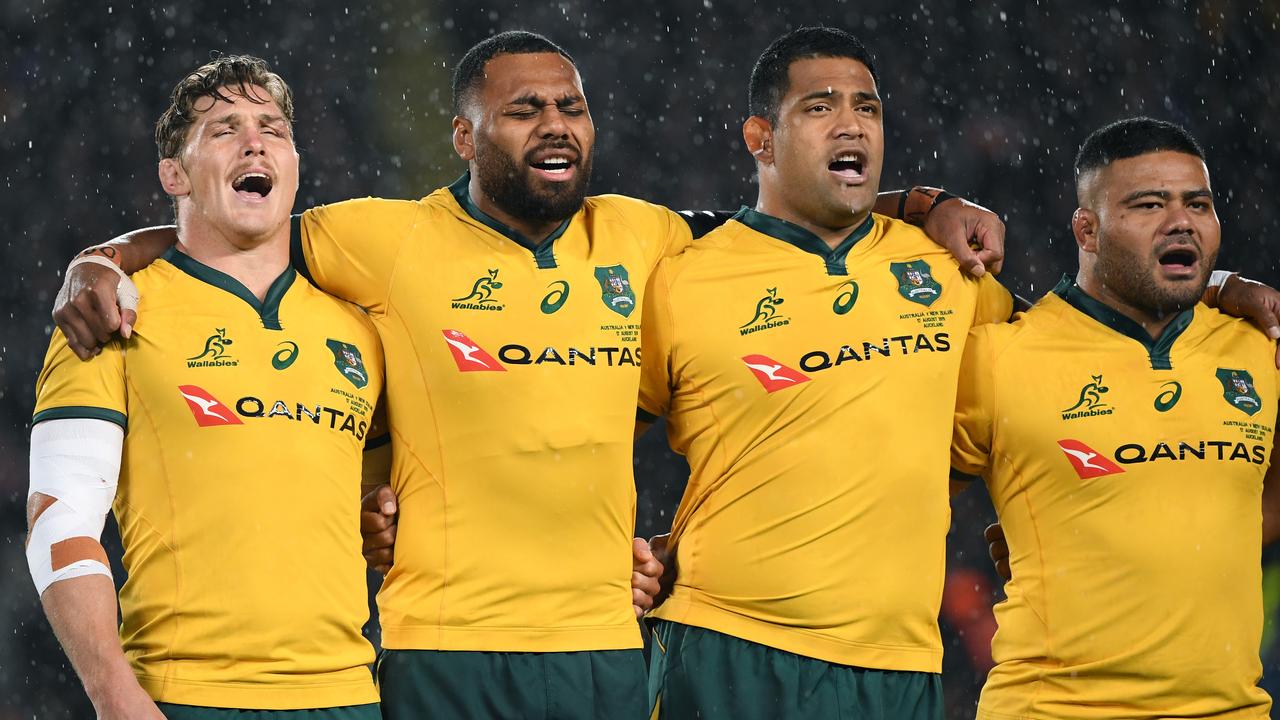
[902,186,958,226]
[83,660,141,703]
[72,245,127,269]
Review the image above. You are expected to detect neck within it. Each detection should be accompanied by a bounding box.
[1075,270,1180,339]
[755,186,870,251]
[468,172,562,243]
[175,215,289,300]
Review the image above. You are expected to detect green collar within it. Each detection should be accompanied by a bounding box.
[1052,274,1194,370]
[163,246,295,331]
[448,172,568,269]
[732,207,874,276]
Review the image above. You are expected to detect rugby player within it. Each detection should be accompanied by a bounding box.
[52,33,1005,719]
[28,56,384,719]
[952,117,1276,718]
[633,27,1012,719]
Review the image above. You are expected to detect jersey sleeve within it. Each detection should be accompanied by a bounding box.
[952,325,998,475]
[638,258,677,422]
[292,198,422,312]
[973,274,1014,326]
[32,331,127,429]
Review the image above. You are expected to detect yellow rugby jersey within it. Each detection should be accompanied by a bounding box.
[291,173,692,651]
[640,208,1011,672]
[32,248,382,709]
[953,276,1274,720]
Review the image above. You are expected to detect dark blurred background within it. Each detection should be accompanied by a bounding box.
[3,0,1280,717]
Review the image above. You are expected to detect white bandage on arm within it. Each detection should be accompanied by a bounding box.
[27,418,124,595]
[1209,270,1236,290]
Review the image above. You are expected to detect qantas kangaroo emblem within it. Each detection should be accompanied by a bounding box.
[741,354,809,393]
[1056,439,1123,479]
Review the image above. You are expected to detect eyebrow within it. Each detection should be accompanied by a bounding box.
[797,89,881,104]
[1120,188,1213,203]
[508,93,584,107]
[207,112,288,128]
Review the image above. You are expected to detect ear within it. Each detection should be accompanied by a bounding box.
[743,116,774,165]
[158,158,190,198]
[453,116,475,161]
[1071,207,1099,253]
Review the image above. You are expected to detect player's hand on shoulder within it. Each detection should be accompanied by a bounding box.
[54,250,137,359]
[360,484,398,574]
[1215,274,1280,366]
[631,537,664,618]
[984,523,1011,582]
[924,196,1005,278]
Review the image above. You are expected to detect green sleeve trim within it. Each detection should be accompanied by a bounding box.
[364,433,391,450]
[32,406,127,430]
[636,406,660,424]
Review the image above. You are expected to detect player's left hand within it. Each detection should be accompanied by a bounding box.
[361,484,398,574]
[631,537,664,619]
[924,198,1006,278]
[1216,274,1280,366]
[985,523,1011,582]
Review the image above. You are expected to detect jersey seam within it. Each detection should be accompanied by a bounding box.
[385,307,451,630]
[987,321,1053,710]
[379,201,423,314]
[666,263,733,592]
[123,369,184,697]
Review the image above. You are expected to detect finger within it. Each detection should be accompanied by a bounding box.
[637,560,664,581]
[374,484,398,515]
[118,277,140,339]
[983,523,1004,543]
[365,549,394,571]
[633,587,654,612]
[996,559,1011,582]
[989,540,1009,562]
[360,510,394,533]
[362,527,396,554]
[972,217,1006,275]
[84,289,122,345]
[360,514,391,534]
[57,312,98,360]
[950,233,986,278]
[632,537,654,563]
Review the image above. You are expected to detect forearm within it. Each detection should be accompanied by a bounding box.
[41,574,144,707]
[77,225,178,274]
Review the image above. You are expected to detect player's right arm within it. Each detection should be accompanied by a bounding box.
[636,258,676,433]
[28,331,163,718]
[54,198,421,358]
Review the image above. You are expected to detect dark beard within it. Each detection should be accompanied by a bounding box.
[1095,234,1215,318]
[473,141,593,226]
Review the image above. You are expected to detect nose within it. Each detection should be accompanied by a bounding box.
[1163,203,1195,236]
[832,106,866,140]
[242,127,266,156]
[537,107,570,140]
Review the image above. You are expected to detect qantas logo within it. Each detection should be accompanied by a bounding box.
[741,354,809,393]
[441,329,505,372]
[1056,439,1123,479]
[177,385,243,427]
